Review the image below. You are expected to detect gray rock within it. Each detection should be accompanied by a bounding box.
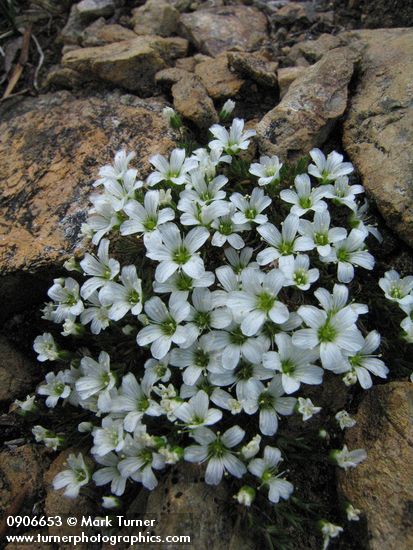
[76,0,115,22]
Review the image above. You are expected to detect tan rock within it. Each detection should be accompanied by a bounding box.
[62,36,188,95]
[175,56,197,72]
[337,382,413,550]
[132,0,180,37]
[0,92,178,318]
[0,337,38,403]
[257,47,355,160]
[288,33,342,64]
[179,6,268,57]
[228,51,278,87]
[195,54,245,100]
[272,2,317,25]
[0,445,46,517]
[82,21,137,46]
[155,67,188,86]
[277,66,307,98]
[144,464,255,549]
[341,28,413,247]
[45,65,85,89]
[171,73,218,129]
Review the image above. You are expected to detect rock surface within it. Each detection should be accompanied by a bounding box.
[0,92,178,318]
[257,47,355,160]
[76,0,115,22]
[132,0,180,37]
[277,66,307,98]
[179,6,268,56]
[228,51,278,88]
[194,54,245,100]
[338,382,413,550]
[62,36,188,94]
[0,337,38,403]
[342,28,413,247]
[145,464,255,549]
[82,20,137,46]
[171,72,218,129]
[287,33,341,64]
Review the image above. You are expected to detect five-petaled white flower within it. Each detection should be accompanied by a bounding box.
[248,446,293,503]
[249,155,282,186]
[230,188,271,225]
[53,453,90,499]
[147,148,197,186]
[121,191,175,236]
[308,148,353,184]
[175,390,222,428]
[209,118,256,155]
[99,265,143,321]
[379,270,413,306]
[280,173,328,216]
[80,239,120,299]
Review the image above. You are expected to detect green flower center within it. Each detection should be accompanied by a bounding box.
[55,383,65,395]
[230,327,248,345]
[279,241,294,255]
[258,391,274,409]
[390,286,403,299]
[176,273,193,291]
[293,269,308,286]
[173,246,191,265]
[236,362,254,381]
[208,438,225,458]
[281,359,295,375]
[219,220,233,235]
[314,232,329,246]
[317,321,337,343]
[129,290,140,305]
[257,292,275,312]
[161,318,177,336]
[138,397,149,412]
[194,311,211,330]
[75,468,87,482]
[245,208,257,220]
[337,248,350,262]
[144,216,158,231]
[194,349,210,368]
[299,196,312,209]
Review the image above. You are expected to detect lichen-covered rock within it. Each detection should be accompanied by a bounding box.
[257,47,355,160]
[179,6,268,56]
[227,51,278,88]
[62,36,188,94]
[0,337,38,403]
[337,382,413,550]
[277,66,307,98]
[0,92,178,318]
[342,28,413,247]
[144,464,255,550]
[194,54,245,100]
[132,0,180,37]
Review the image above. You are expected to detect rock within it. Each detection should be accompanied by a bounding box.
[45,65,85,89]
[342,28,413,247]
[155,67,187,86]
[277,66,307,98]
[0,91,178,320]
[228,51,278,87]
[271,2,317,26]
[257,47,355,160]
[76,0,115,22]
[358,0,413,29]
[60,5,86,46]
[287,33,342,64]
[175,56,197,72]
[337,382,413,550]
[144,464,255,549]
[62,36,188,94]
[132,0,180,37]
[44,450,95,547]
[171,73,218,129]
[194,54,245,100]
[0,337,38,403]
[0,445,45,517]
[82,20,137,46]
[179,6,268,57]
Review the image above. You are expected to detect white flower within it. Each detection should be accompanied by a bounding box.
[298,210,347,257]
[249,155,282,186]
[379,270,413,307]
[320,520,343,550]
[224,246,258,274]
[174,390,222,428]
[93,452,127,496]
[280,173,328,216]
[91,417,125,456]
[321,229,374,283]
[240,434,261,460]
[99,265,143,321]
[170,334,222,385]
[118,436,166,490]
[242,376,296,436]
[136,295,191,359]
[308,148,353,183]
[191,147,231,180]
[235,485,256,506]
[33,333,59,362]
[257,214,313,264]
[219,99,235,121]
[142,356,171,389]
[96,150,136,188]
[102,496,121,509]
[32,426,63,450]
[230,188,271,225]
[47,277,84,322]
[342,330,388,389]
[144,223,209,283]
[279,254,319,291]
[178,197,230,228]
[147,148,197,186]
[401,316,413,344]
[314,284,368,317]
[348,199,382,242]
[120,191,175,236]
[209,118,255,155]
[293,304,364,372]
[331,444,367,470]
[248,446,293,503]
[227,268,289,336]
[38,371,71,408]
[53,453,90,498]
[335,410,356,429]
[346,503,361,522]
[184,425,246,485]
[211,205,249,249]
[162,106,182,129]
[87,195,119,245]
[324,176,364,210]
[14,395,37,414]
[297,397,321,421]
[263,333,323,394]
[80,239,120,299]
[180,169,228,205]
[153,270,215,302]
[75,351,116,400]
[209,325,269,370]
[80,292,110,334]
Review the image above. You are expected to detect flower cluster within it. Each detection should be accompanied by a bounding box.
[29,115,390,544]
